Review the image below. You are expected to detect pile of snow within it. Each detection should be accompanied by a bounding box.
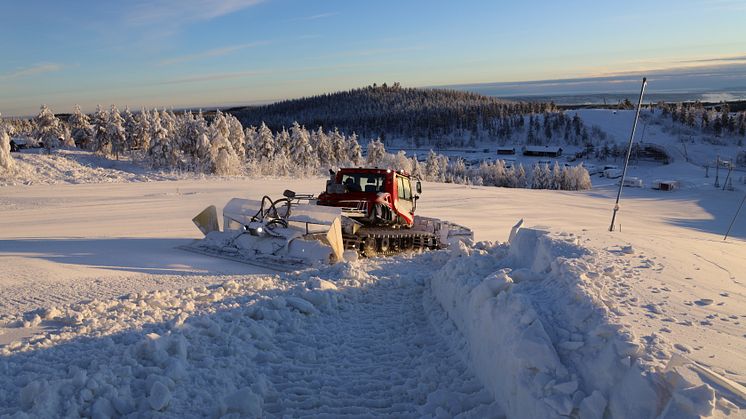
[428,226,743,418]
[1,276,287,417]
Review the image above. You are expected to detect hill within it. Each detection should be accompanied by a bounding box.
[226,84,564,147]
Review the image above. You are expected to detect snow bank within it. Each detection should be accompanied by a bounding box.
[0,275,332,417]
[428,226,738,418]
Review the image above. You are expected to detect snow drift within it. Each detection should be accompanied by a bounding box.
[428,225,740,418]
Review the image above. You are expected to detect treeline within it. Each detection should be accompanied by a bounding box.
[1,104,591,190]
[655,102,746,144]
[227,84,599,148]
[412,148,592,190]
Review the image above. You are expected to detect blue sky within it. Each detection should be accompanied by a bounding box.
[1,0,745,116]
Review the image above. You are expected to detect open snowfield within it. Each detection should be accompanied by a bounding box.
[1,118,746,417]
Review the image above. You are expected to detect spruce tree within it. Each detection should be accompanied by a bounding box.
[68,104,93,148]
[34,105,62,152]
[346,133,363,165]
[256,122,275,162]
[148,111,179,169]
[122,106,138,151]
[366,138,386,167]
[133,110,152,152]
[289,121,318,173]
[244,125,258,163]
[226,114,246,159]
[210,125,241,175]
[108,105,127,159]
[0,123,15,172]
[91,105,110,155]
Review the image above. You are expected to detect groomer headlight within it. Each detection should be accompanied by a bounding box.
[247,221,266,236]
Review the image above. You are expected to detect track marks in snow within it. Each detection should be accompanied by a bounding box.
[263,258,501,418]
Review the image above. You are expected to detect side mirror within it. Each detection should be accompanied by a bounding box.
[283,189,296,199]
[416,181,422,194]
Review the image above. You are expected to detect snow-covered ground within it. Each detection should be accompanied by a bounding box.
[1,133,745,417]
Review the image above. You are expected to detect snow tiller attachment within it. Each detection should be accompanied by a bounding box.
[181,191,345,271]
[181,168,473,271]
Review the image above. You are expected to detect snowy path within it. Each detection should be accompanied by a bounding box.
[263,258,500,417]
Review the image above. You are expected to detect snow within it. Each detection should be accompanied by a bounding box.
[1,123,746,417]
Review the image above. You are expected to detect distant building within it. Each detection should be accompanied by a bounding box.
[652,180,679,191]
[523,146,563,157]
[497,146,516,155]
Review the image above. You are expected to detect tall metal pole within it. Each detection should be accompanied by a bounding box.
[609,77,647,232]
[724,193,746,241]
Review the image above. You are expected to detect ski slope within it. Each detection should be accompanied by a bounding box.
[1,145,745,417]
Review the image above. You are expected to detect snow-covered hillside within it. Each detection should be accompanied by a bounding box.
[1,127,745,417]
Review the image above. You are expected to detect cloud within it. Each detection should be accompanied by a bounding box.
[126,0,264,26]
[679,54,746,64]
[288,12,339,22]
[0,63,64,80]
[158,41,270,65]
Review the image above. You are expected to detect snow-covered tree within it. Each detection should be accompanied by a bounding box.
[410,155,422,179]
[255,122,275,162]
[289,122,318,174]
[574,164,593,190]
[148,111,179,169]
[329,128,347,165]
[91,105,110,155]
[226,114,246,160]
[275,127,291,158]
[122,107,138,151]
[210,125,241,175]
[425,150,440,181]
[133,110,152,152]
[68,105,93,148]
[531,163,549,189]
[313,127,334,168]
[515,164,528,188]
[366,138,386,167]
[193,130,212,173]
[33,105,62,152]
[0,122,15,172]
[108,105,127,159]
[346,133,363,166]
[244,125,258,163]
[61,125,75,147]
[390,150,413,173]
[549,161,563,190]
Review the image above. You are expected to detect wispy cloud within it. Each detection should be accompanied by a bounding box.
[127,0,264,26]
[0,63,64,80]
[679,54,746,64]
[158,41,270,65]
[288,12,339,22]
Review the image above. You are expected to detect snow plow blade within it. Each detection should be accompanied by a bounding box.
[192,205,219,235]
[181,197,345,271]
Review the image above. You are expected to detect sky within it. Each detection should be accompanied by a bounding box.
[1,0,746,116]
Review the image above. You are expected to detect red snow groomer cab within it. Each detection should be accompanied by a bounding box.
[317,168,421,228]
